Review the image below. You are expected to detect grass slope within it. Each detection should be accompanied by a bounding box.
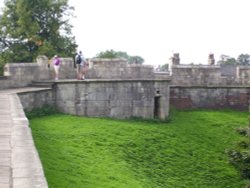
[30,110,248,188]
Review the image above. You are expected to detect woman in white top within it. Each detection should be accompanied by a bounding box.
[53,55,61,80]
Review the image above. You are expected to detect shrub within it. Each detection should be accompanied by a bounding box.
[0,59,5,76]
[228,127,250,179]
[25,105,58,119]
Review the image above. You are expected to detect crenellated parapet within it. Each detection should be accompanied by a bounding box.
[168,53,250,110]
[86,58,155,79]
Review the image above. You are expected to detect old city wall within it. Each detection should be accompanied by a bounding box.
[170,86,250,110]
[53,79,169,119]
[0,55,76,89]
[1,57,171,120]
[170,63,250,110]
[87,58,155,79]
[4,53,250,115]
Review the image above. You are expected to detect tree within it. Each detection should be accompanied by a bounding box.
[0,0,77,63]
[237,54,250,65]
[95,49,144,64]
[217,54,237,65]
[129,56,144,64]
[95,49,118,59]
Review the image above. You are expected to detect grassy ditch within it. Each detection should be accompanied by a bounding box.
[30,110,248,188]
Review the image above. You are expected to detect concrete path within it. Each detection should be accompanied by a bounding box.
[0,89,48,188]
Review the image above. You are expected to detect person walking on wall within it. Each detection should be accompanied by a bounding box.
[75,51,86,80]
[53,55,61,80]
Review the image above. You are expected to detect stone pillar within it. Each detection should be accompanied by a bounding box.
[208,53,215,65]
[172,53,180,65]
[36,55,49,67]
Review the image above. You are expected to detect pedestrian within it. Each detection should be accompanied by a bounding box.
[75,51,86,80]
[53,55,61,80]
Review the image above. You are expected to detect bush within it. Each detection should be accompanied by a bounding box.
[228,127,250,179]
[25,105,58,119]
[0,59,5,76]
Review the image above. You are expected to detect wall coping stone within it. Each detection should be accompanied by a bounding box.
[0,87,52,93]
[172,65,220,68]
[92,58,127,62]
[170,85,250,88]
[42,78,172,84]
[4,63,36,67]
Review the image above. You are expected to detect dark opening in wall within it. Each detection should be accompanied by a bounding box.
[154,96,161,119]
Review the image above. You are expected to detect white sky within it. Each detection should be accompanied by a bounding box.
[1,0,250,67]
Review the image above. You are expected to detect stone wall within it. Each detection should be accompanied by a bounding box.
[86,58,155,79]
[18,89,55,111]
[1,56,76,89]
[15,79,170,120]
[3,63,40,88]
[1,57,157,89]
[0,76,11,90]
[169,63,250,110]
[0,57,171,120]
[236,66,250,85]
[54,79,170,119]
[170,86,250,110]
[170,64,250,86]
[171,65,225,86]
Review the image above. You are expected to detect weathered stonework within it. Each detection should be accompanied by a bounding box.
[1,57,171,120]
[170,86,250,110]
[52,79,170,119]
[18,89,55,111]
[169,61,250,110]
[1,56,77,90]
[86,58,155,79]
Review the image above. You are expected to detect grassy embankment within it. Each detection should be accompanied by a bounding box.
[30,110,248,188]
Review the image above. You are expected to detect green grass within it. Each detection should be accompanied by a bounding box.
[30,110,249,188]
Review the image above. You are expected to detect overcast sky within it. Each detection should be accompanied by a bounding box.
[1,0,250,67]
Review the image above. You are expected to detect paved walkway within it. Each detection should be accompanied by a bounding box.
[0,88,48,188]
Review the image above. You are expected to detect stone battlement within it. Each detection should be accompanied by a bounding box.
[1,56,164,89]
[168,62,250,110]
[0,57,171,120]
[170,64,250,86]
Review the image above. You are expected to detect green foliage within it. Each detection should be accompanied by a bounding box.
[237,54,250,65]
[25,105,58,119]
[228,126,250,179]
[156,64,169,71]
[95,49,144,64]
[0,0,77,64]
[0,58,5,76]
[30,110,248,188]
[95,49,116,58]
[217,55,237,65]
[217,54,250,65]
